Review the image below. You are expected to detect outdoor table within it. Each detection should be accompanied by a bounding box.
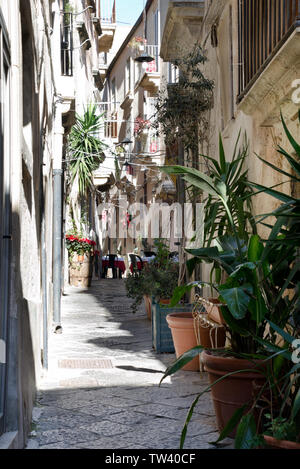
[102,256,126,276]
[129,255,156,273]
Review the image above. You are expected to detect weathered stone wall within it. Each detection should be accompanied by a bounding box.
[0,0,56,449]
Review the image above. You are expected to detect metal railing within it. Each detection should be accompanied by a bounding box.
[145,45,160,73]
[98,102,120,139]
[61,11,73,76]
[238,0,300,100]
[100,0,116,24]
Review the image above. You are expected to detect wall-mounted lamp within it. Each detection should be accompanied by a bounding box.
[120,137,133,146]
[134,51,154,64]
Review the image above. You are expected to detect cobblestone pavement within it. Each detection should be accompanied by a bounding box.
[27,279,233,450]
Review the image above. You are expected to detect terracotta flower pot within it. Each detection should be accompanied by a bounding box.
[263,435,300,450]
[69,253,92,287]
[207,298,226,325]
[194,298,226,349]
[166,312,200,371]
[77,254,85,263]
[199,321,226,349]
[202,350,267,437]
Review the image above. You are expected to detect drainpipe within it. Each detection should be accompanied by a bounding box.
[40,131,48,368]
[41,209,48,369]
[53,168,63,334]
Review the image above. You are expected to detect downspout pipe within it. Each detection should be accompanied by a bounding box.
[41,175,48,369]
[53,168,63,333]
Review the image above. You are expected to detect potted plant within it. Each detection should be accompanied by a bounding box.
[222,112,300,449]
[128,36,147,52]
[66,232,96,287]
[148,240,199,361]
[124,239,179,313]
[159,113,300,446]
[66,105,107,241]
[229,322,300,449]
[125,239,194,354]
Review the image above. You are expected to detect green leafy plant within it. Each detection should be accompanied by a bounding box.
[162,133,257,285]
[231,111,300,449]
[161,124,298,354]
[67,105,107,196]
[125,239,179,314]
[232,322,300,448]
[159,111,300,448]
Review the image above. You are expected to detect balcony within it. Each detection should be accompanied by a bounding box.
[135,45,160,94]
[160,0,205,61]
[98,102,120,141]
[238,0,300,123]
[99,0,116,52]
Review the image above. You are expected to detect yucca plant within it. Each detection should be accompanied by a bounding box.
[67,105,107,196]
[161,132,256,284]
[159,112,300,448]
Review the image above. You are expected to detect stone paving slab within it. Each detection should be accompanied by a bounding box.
[28,279,233,450]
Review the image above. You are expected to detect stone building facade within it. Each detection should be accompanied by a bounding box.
[160,0,300,287]
[95,0,180,261]
[0,0,56,449]
[0,0,115,449]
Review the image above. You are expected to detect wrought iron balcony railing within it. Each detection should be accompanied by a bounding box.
[98,102,120,140]
[100,0,116,24]
[238,0,300,100]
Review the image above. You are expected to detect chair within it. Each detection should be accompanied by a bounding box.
[143,251,156,258]
[129,254,143,272]
[169,251,179,259]
[104,254,117,279]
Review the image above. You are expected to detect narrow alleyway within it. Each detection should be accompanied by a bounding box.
[28,279,227,450]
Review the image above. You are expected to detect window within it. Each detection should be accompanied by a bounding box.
[0,11,11,438]
[61,1,73,76]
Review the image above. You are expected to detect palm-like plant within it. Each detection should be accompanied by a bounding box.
[67,105,107,196]
[161,133,256,283]
[159,112,300,448]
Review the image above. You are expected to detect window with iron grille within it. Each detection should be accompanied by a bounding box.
[238,0,300,100]
[61,3,73,76]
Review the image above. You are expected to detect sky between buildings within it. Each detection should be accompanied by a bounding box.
[116,0,145,26]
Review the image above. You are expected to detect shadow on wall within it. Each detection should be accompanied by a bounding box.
[4,209,37,448]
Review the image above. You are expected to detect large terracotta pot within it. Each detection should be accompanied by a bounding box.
[207,298,226,325]
[202,350,267,436]
[199,322,226,349]
[263,435,300,450]
[69,253,92,287]
[166,312,200,371]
